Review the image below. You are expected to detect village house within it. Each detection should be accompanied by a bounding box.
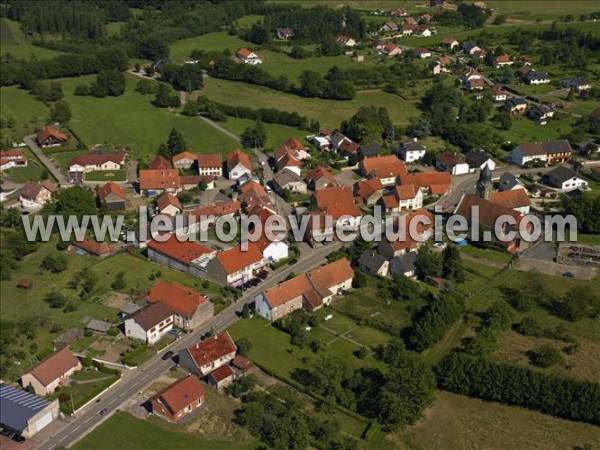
[250,207,289,263]
[149,155,172,170]
[380,21,398,33]
[237,48,262,64]
[139,169,182,195]
[179,332,237,377]
[441,37,459,50]
[436,151,470,175]
[467,78,485,91]
[560,76,591,92]
[465,149,496,172]
[196,154,223,177]
[389,251,418,278]
[461,67,482,83]
[498,172,525,192]
[400,23,415,36]
[147,233,216,276]
[391,7,409,16]
[335,35,357,47]
[413,25,432,37]
[489,87,508,102]
[511,140,572,167]
[71,238,114,259]
[397,140,427,162]
[526,71,550,85]
[393,184,423,212]
[97,181,126,211]
[21,348,82,396]
[490,189,532,214]
[207,365,235,390]
[19,181,56,211]
[36,126,68,147]
[377,209,433,259]
[503,97,528,114]
[188,200,241,229]
[226,149,252,180]
[272,168,308,195]
[355,178,384,205]
[207,243,266,287]
[275,28,294,40]
[156,193,183,216]
[151,375,206,422]
[255,258,353,321]
[462,41,482,55]
[124,301,174,345]
[325,202,362,231]
[357,251,389,277]
[239,180,275,213]
[543,166,589,192]
[529,104,556,125]
[357,143,381,160]
[493,54,513,68]
[359,155,408,186]
[399,172,452,197]
[329,132,351,151]
[0,149,27,171]
[303,211,335,246]
[172,151,198,170]
[414,47,432,58]
[381,42,402,57]
[305,165,338,190]
[313,185,354,209]
[147,281,214,330]
[67,150,126,183]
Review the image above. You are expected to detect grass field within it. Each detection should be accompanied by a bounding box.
[0,18,64,60]
[169,32,251,62]
[396,390,600,450]
[3,147,49,183]
[51,150,88,171]
[58,75,238,158]
[53,370,120,414]
[72,412,260,450]
[202,77,421,129]
[215,117,307,149]
[0,86,51,144]
[84,169,128,182]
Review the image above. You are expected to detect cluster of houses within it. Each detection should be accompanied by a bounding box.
[0,149,28,171]
[377,14,435,38]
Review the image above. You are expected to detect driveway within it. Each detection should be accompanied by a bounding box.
[23,135,68,185]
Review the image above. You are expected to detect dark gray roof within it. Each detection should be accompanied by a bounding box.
[358,143,381,157]
[527,71,549,81]
[329,132,347,146]
[389,252,417,276]
[86,319,111,333]
[542,139,572,154]
[504,97,528,108]
[357,251,388,272]
[465,149,491,168]
[273,168,305,188]
[0,383,52,433]
[545,166,584,186]
[498,172,520,191]
[121,301,143,315]
[400,141,426,152]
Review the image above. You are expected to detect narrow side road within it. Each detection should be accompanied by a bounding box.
[24,134,68,185]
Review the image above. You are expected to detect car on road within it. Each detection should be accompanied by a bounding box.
[100,408,108,416]
[162,351,174,360]
[288,258,298,266]
[168,328,183,337]
[562,271,575,278]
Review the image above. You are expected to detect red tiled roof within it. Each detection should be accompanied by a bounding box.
[305,165,337,186]
[381,194,399,209]
[180,175,202,186]
[26,348,80,387]
[208,365,234,382]
[308,258,353,293]
[148,155,173,170]
[152,375,205,415]
[442,37,458,45]
[189,201,241,218]
[214,243,263,274]
[325,203,361,220]
[237,48,253,59]
[395,184,417,200]
[186,332,237,368]
[313,185,354,209]
[232,355,252,371]
[437,151,465,167]
[19,181,56,200]
[338,140,359,154]
[227,149,252,173]
[172,152,198,163]
[517,143,545,157]
[385,208,433,251]
[36,126,68,144]
[139,169,181,191]
[490,189,531,209]
[355,178,383,200]
[72,238,113,256]
[148,234,212,265]
[360,156,407,179]
[495,54,511,63]
[400,172,451,195]
[69,151,126,169]
[97,182,126,202]
[196,154,222,168]
[148,281,208,317]
[456,193,523,230]
[156,193,182,212]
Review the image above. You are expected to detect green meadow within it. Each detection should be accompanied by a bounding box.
[0,18,64,60]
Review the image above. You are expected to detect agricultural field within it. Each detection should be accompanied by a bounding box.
[0,85,51,145]
[201,77,421,129]
[0,18,64,60]
[169,32,251,62]
[395,390,600,450]
[57,75,238,158]
[214,117,307,149]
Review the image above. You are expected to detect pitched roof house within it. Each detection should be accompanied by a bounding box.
[357,143,381,160]
[436,151,470,175]
[124,302,174,345]
[255,258,353,321]
[139,169,181,194]
[498,172,525,192]
[147,233,215,275]
[207,243,266,287]
[196,154,223,177]
[207,365,235,390]
[272,168,307,194]
[313,185,354,209]
[226,149,252,180]
[355,178,384,205]
[156,193,183,216]
[543,166,589,191]
[489,189,531,213]
[36,126,68,147]
[357,251,389,277]
[399,172,452,196]
[97,182,126,211]
[511,140,572,166]
[19,181,56,211]
[151,375,206,422]
[71,238,114,258]
[148,155,173,170]
[179,332,237,376]
[465,149,495,171]
[147,281,213,330]
[359,155,408,186]
[305,165,338,190]
[0,149,27,170]
[21,348,82,396]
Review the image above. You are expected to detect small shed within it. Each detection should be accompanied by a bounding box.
[17,279,33,290]
[86,319,112,335]
[231,356,253,373]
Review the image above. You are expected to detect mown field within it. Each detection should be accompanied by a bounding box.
[213,117,307,149]
[201,77,421,129]
[0,18,64,60]
[169,32,250,62]
[0,85,51,144]
[58,74,238,158]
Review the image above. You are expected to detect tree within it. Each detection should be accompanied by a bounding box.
[50,100,71,123]
[45,290,67,308]
[415,245,442,279]
[166,128,186,156]
[93,69,126,97]
[241,303,251,319]
[530,344,563,367]
[442,245,464,283]
[566,87,576,101]
[153,83,179,108]
[52,185,96,220]
[171,64,203,91]
[111,271,126,290]
[40,253,69,273]
[240,120,266,148]
[298,70,326,98]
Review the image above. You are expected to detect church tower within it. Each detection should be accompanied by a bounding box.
[476,163,493,200]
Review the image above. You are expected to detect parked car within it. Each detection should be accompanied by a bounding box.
[100,408,108,416]
[162,351,174,360]
[288,258,298,266]
[562,271,575,278]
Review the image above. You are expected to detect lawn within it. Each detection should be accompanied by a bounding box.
[58,74,238,158]
[53,370,120,414]
[84,169,128,182]
[395,390,600,450]
[214,116,307,149]
[169,32,251,62]
[72,412,260,450]
[202,77,421,129]
[460,245,513,265]
[3,147,49,183]
[0,86,51,144]
[0,18,64,60]
[51,150,88,171]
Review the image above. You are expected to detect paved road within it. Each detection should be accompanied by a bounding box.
[24,135,68,185]
[38,241,341,450]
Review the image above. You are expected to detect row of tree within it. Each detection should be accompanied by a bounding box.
[436,352,600,425]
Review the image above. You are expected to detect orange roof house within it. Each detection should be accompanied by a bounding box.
[151,375,206,422]
[313,185,354,209]
[156,193,183,215]
[148,155,173,170]
[147,234,213,266]
[226,149,252,180]
[305,165,338,190]
[72,238,114,258]
[399,171,452,196]
[36,126,68,146]
[180,332,237,376]
[355,178,384,205]
[359,155,408,185]
[21,348,82,396]
[139,169,181,193]
[97,182,126,210]
[147,281,213,330]
[207,243,266,287]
